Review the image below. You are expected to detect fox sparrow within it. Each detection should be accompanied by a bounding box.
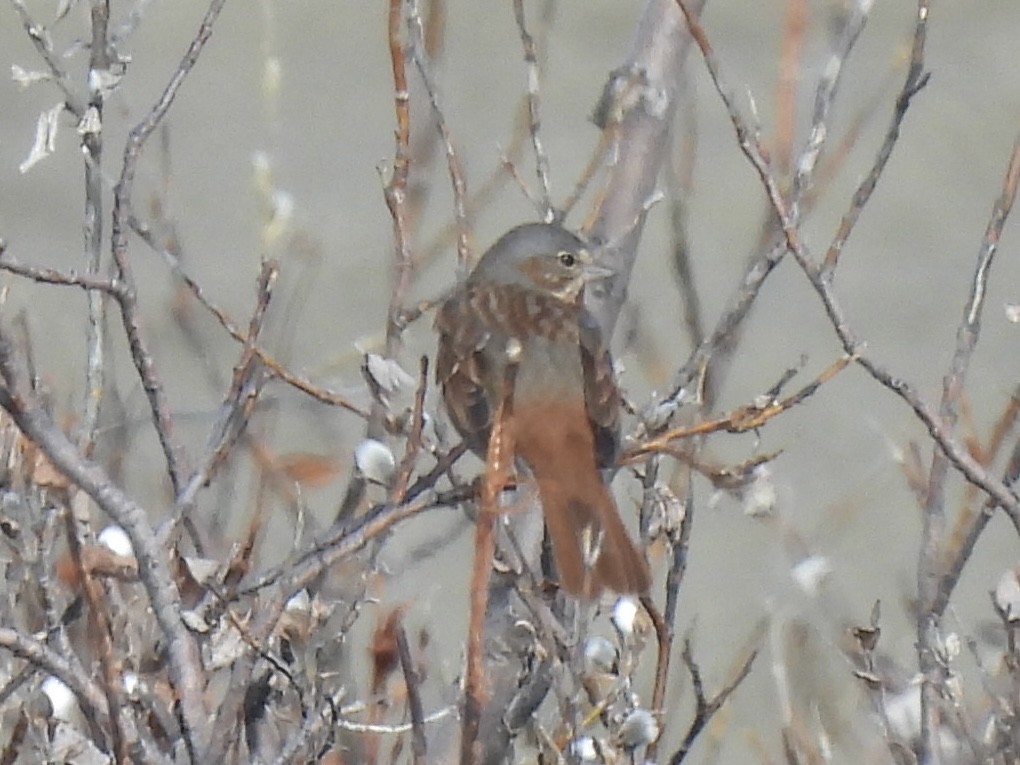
[435,222,650,597]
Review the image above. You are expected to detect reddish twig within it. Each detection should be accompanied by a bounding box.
[383,0,414,361]
[395,619,427,765]
[628,354,854,460]
[773,0,806,176]
[61,507,130,763]
[462,361,517,765]
[390,357,430,503]
[642,593,673,763]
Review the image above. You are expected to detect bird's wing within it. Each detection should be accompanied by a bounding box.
[578,310,621,469]
[435,292,494,452]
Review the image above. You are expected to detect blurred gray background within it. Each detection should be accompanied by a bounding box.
[2,1,1020,761]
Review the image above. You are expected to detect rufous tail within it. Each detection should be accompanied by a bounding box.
[536,471,650,598]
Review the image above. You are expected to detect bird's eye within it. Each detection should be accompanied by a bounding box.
[557,251,577,268]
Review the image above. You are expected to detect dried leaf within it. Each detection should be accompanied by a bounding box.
[182,556,222,586]
[207,619,248,669]
[274,450,343,488]
[370,605,407,694]
[11,64,51,88]
[19,103,63,174]
[365,353,415,403]
[27,446,68,490]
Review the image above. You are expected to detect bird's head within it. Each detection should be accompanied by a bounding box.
[472,223,612,302]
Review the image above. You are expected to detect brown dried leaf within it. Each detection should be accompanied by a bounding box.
[370,605,408,695]
[274,451,344,488]
[80,545,138,582]
[27,443,68,490]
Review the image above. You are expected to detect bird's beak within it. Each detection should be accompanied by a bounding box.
[578,249,614,283]
[581,261,614,283]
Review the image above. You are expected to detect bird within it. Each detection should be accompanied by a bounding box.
[435,222,650,598]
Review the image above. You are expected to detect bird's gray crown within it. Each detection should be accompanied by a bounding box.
[470,223,588,287]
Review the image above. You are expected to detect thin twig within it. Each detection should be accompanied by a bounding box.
[174,261,277,517]
[335,705,457,734]
[664,133,705,352]
[643,464,695,761]
[642,592,673,763]
[820,4,930,276]
[500,152,548,214]
[927,133,1020,621]
[383,0,414,361]
[395,620,427,765]
[787,1,871,215]
[390,356,429,503]
[512,0,553,218]
[415,99,530,270]
[561,129,612,219]
[79,0,114,457]
[407,1,471,270]
[0,250,122,294]
[628,354,854,460]
[668,636,758,764]
[110,0,229,499]
[403,0,448,237]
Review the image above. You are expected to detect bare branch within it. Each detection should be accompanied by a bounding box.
[586,0,705,338]
[0,331,208,759]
